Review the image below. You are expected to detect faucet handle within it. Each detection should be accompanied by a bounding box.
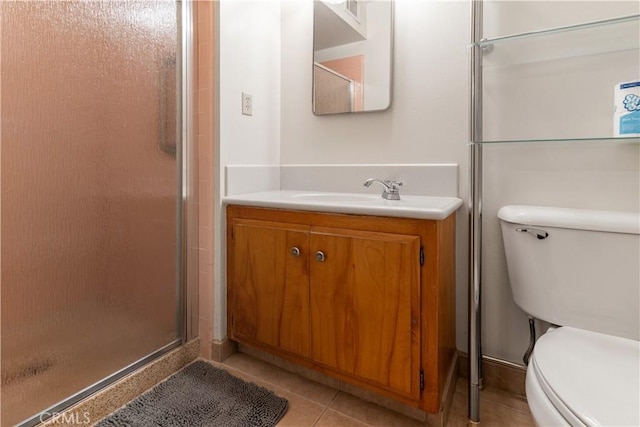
[388,180,403,190]
[363,178,402,200]
[385,181,402,200]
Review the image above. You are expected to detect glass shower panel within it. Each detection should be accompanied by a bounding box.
[1,1,181,425]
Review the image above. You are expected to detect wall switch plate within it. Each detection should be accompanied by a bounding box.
[242,92,253,116]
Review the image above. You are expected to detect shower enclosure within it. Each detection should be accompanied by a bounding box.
[1,1,189,425]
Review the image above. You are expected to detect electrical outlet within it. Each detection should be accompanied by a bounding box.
[242,92,253,116]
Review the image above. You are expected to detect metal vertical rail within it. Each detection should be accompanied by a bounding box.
[468,0,483,424]
[180,0,195,341]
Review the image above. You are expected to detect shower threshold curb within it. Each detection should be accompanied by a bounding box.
[36,338,199,427]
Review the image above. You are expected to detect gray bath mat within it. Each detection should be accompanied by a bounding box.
[96,360,288,427]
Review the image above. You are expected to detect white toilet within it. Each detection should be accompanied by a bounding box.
[498,205,640,427]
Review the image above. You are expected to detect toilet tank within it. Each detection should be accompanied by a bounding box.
[498,205,640,341]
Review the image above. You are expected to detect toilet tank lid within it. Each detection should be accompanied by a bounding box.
[498,205,640,234]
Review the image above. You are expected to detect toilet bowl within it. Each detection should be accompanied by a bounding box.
[526,327,639,426]
[498,205,640,426]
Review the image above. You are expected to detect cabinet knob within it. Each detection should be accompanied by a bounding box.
[290,247,301,257]
[315,251,326,262]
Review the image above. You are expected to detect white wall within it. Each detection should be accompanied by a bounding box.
[219,1,281,170]
[215,0,282,339]
[218,0,640,364]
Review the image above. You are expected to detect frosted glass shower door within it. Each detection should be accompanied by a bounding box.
[1,1,182,425]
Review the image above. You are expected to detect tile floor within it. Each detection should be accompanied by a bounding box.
[210,352,535,427]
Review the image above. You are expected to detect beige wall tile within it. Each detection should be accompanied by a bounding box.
[198,66,213,91]
[194,2,215,360]
[198,178,212,203]
[197,111,212,141]
[199,318,212,359]
[198,88,212,115]
[198,202,212,228]
[198,42,212,68]
[198,226,211,251]
[197,1,211,22]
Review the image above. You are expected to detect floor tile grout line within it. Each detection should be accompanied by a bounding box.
[461,401,533,420]
[330,390,341,403]
[479,392,528,406]
[223,354,344,403]
[311,406,330,427]
[452,390,532,417]
[218,361,339,407]
[327,392,427,426]
[319,408,376,427]
[478,396,533,416]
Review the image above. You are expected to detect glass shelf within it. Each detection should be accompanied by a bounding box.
[477,14,639,47]
[470,136,639,145]
[475,14,639,67]
[476,14,640,144]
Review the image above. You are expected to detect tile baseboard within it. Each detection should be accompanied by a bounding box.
[434,352,459,427]
[210,337,237,362]
[457,351,526,397]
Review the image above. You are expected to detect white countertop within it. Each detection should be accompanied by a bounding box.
[223,190,463,220]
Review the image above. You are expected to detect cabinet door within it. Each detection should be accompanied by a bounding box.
[310,227,421,399]
[231,219,310,357]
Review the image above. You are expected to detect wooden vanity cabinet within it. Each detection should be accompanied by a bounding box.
[309,227,421,400]
[231,219,311,357]
[227,206,456,414]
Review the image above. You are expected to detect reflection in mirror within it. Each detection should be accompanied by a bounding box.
[313,0,393,115]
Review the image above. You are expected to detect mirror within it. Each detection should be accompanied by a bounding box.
[313,0,393,115]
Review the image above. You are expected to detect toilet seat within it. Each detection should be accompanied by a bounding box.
[529,327,640,426]
[527,363,577,427]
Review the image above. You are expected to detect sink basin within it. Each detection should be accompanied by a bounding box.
[290,193,379,202]
[223,190,463,220]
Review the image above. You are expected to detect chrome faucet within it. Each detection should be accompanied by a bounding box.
[363,178,403,200]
